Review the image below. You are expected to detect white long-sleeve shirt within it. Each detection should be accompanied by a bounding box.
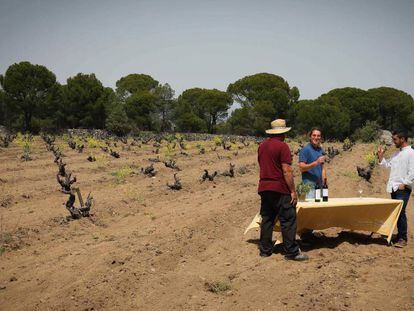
[379,146,414,193]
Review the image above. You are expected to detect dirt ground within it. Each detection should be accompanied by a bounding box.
[0,136,413,310]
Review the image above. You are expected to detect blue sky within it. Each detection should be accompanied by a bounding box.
[1,0,413,99]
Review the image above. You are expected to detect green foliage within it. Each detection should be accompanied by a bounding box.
[252,101,277,136]
[87,137,106,148]
[343,138,352,149]
[1,62,413,140]
[367,87,414,134]
[365,152,377,169]
[226,73,299,135]
[125,91,157,131]
[62,73,111,129]
[2,61,58,132]
[163,134,176,143]
[153,83,175,132]
[324,88,378,136]
[226,106,255,135]
[352,121,380,142]
[294,97,351,139]
[227,73,291,107]
[116,74,159,98]
[13,133,32,160]
[105,104,131,136]
[175,133,184,141]
[296,182,312,197]
[174,88,231,133]
[111,166,134,183]
[0,89,6,126]
[212,135,222,146]
[163,143,175,159]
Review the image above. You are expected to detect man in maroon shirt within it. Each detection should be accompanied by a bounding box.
[258,119,308,261]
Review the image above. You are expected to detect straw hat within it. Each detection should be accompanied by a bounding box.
[265,119,291,134]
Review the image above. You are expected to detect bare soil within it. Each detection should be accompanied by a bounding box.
[0,137,413,310]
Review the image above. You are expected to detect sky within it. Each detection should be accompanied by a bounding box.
[0,0,413,100]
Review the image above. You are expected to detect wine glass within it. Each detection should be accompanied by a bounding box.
[358,188,363,199]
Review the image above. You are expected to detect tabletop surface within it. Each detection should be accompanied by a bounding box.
[298,197,403,208]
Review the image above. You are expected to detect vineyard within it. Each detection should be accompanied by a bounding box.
[0,132,413,310]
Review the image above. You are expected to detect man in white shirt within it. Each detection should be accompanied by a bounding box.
[378,131,414,248]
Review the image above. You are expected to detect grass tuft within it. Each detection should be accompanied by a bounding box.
[205,280,232,293]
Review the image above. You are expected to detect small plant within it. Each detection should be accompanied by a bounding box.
[167,173,182,190]
[201,170,217,182]
[352,121,380,142]
[221,163,235,177]
[357,166,372,182]
[164,134,176,144]
[205,280,232,293]
[196,143,206,154]
[123,186,145,203]
[111,166,134,183]
[21,140,32,161]
[141,163,157,177]
[61,134,70,142]
[365,152,377,169]
[296,182,312,199]
[342,171,358,180]
[163,143,175,159]
[343,138,354,151]
[175,133,184,141]
[212,135,222,146]
[87,137,106,148]
[14,133,33,161]
[94,154,109,169]
[13,132,26,147]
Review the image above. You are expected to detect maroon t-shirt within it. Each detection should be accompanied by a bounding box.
[257,136,292,194]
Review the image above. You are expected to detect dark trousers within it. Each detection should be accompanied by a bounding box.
[259,191,300,256]
[391,188,411,241]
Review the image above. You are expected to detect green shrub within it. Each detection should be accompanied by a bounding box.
[106,105,131,136]
[352,121,380,142]
[296,182,312,197]
[365,152,377,169]
[212,135,222,146]
[205,280,232,293]
[111,166,134,183]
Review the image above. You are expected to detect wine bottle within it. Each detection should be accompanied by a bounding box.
[322,178,328,202]
[315,181,321,202]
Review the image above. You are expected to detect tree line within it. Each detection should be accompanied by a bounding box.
[1,61,413,139]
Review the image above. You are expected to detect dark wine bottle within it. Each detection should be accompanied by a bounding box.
[315,181,321,202]
[322,178,328,202]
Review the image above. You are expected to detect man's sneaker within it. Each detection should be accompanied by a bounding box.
[285,252,309,261]
[393,239,407,248]
[259,252,272,258]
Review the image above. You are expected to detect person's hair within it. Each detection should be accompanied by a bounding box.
[309,127,322,137]
[392,130,408,141]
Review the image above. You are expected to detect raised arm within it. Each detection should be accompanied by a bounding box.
[299,158,325,173]
[377,145,391,168]
[298,148,325,172]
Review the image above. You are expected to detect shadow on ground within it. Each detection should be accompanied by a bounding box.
[246,230,389,254]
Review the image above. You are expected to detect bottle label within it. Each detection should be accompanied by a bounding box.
[315,190,321,200]
[323,189,328,197]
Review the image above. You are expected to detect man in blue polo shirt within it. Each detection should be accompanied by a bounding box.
[299,128,327,199]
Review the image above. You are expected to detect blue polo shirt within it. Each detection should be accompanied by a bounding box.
[299,143,324,184]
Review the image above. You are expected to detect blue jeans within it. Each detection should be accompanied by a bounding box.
[391,188,411,241]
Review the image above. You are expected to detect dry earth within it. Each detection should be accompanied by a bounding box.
[0,137,413,310]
